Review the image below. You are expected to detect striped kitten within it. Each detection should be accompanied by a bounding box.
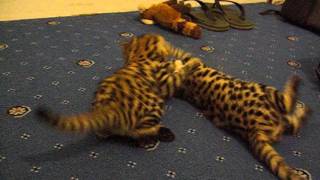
[36,34,202,147]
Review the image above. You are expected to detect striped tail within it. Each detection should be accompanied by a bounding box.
[250,134,304,180]
[172,19,202,39]
[36,107,108,133]
[266,75,301,115]
[281,75,301,114]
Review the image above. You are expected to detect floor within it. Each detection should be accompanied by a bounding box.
[0,0,265,21]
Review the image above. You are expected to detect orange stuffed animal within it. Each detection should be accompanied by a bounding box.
[138,1,202,39]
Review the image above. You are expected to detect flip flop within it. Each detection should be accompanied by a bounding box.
[210,0,255,30]
[316,63,320,81]
[180,0,230,31]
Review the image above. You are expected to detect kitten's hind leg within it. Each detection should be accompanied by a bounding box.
[248,131,304,180]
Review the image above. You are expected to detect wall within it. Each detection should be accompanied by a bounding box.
[0,0,264,21]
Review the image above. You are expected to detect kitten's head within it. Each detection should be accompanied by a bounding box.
[121,33,171,65]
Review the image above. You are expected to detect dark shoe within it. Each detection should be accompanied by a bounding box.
[179,0,230,31]
[316,63,320,81]
[209,0,255,30]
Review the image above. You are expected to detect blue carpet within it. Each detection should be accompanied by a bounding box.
[1,3,320,180]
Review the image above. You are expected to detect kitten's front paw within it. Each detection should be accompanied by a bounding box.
[173,60,184,72]
[185,58,202,72]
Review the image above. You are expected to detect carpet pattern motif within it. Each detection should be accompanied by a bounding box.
[1,3,320,180]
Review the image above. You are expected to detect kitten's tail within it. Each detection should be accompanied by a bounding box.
[281,75,301,113]
[265,75,301,115]
[36,107,109,133]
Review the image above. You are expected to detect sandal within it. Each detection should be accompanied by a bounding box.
[316,63,320,81]
[211,0,255,30]
[180,0,230,31]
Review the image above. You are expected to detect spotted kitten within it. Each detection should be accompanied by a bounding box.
[175,55,310,180]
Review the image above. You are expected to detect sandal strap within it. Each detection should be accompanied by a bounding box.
[166,0,192,15]
[316,65,320,80]
[259,9,281,16]
[213,0,246,20]
[182,0,222,21]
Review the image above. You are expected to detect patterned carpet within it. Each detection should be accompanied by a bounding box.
[1,3,319,180]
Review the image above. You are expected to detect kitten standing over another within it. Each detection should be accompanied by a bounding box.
[36,34,202,147]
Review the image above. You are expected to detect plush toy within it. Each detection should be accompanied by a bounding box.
[138,1,202,39]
